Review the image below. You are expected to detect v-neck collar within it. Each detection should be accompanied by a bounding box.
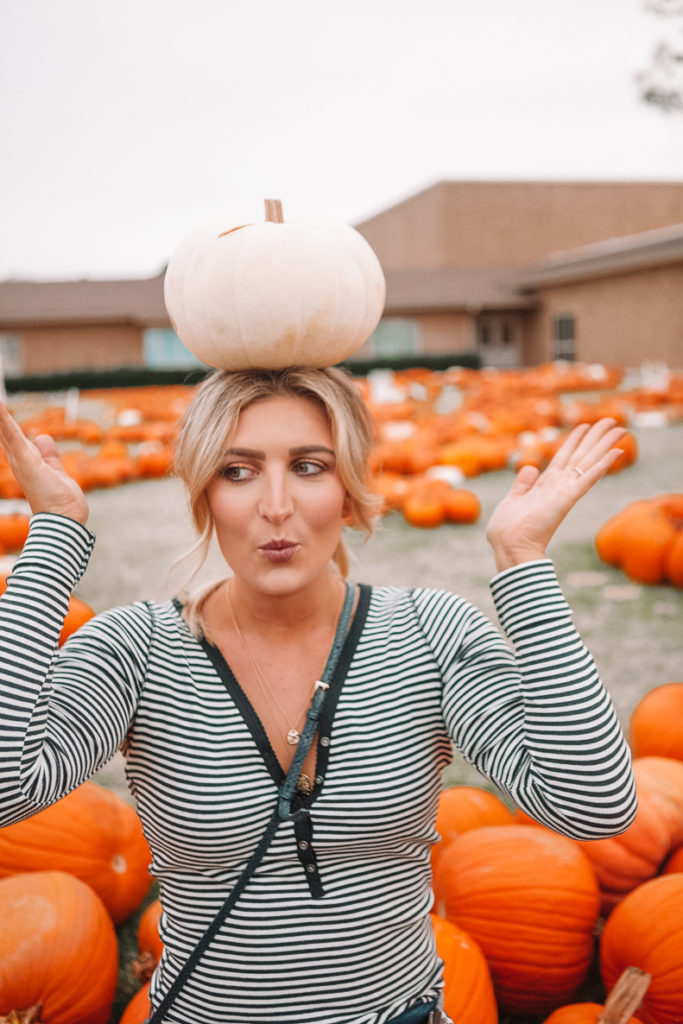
[175,584,371,803]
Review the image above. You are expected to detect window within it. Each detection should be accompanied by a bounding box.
[477,323,492,347]
[553,314,576,362]
[0,334,22,378]
[143,328,206,369]
[369,318,419,359]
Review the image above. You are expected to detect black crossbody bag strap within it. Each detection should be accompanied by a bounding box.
[147,581,355,1023]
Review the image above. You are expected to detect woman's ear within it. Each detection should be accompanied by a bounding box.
[341,494,353,526]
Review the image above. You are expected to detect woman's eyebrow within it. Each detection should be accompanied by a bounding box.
[224,447,265,458]
[223,445,335,458]
[289,445,335,457]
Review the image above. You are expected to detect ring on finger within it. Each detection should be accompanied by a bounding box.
[571,466,584,478]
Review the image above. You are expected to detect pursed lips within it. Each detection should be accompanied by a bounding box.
[259,539,299,562]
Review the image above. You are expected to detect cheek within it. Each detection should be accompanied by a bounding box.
[308,482,349,528]
[206,482,247,532]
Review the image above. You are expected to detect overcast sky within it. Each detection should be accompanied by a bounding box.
[1,0,681,281]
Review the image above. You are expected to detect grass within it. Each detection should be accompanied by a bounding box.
[74,419,681,1021]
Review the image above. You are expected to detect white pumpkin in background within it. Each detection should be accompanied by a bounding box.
[164,199,386,370]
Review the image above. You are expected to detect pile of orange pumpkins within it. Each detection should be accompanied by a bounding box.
[0,780,154,1024]
[428,680,683,1024]
[362,363,647,529]
[3,362,681,530]
[0,385,192,502]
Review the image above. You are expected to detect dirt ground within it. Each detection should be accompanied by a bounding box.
[65,419,683,798]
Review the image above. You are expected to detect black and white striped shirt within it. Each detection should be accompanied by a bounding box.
[0,515,636,1024]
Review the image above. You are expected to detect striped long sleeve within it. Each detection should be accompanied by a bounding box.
[0,513,147,823]
[416,561,637,839]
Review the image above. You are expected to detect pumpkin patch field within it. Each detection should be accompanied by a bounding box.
[0,362,682,1024]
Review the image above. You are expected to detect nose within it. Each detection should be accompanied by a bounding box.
[257,467,294,524]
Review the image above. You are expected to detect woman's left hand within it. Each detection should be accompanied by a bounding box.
[485,418,627,573]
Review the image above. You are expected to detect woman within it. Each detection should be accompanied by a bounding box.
[0,366,637,1024]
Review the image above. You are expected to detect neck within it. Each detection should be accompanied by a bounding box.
[226,572,345,635]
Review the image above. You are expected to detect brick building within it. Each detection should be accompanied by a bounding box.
[1,181,682,377]
[354,181,683,369]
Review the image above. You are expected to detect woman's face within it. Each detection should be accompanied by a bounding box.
[206,394,349,598]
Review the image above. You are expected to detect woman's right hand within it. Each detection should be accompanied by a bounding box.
[0,404,89,525]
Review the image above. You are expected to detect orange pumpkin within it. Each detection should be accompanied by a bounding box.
[0,870,119,1024]
[661,842,683,874]
[74,419,103,445]
[90,441,137,487]
[370,471,411,513]
[402,481,446,529]
[136,444,174,479]
[594,494,683,586]
[430,913,498,1024]
[133,898,164,981]
[433,824,601,1015]
[541,967,648,1023]
[600,873,683,1024]
[0,781,152,923]
[138,897,163,961]
[632,755,683,813]
[630,683,683,761]
[0,514,31,551]
[443,488,481,524]
[577,757,683,914]
[663,531,683,586]
[59,449,99,492]
[439,441,482,477]
[431,785,515,876]
[119,983,151,1024]
[60,592,96,643]
[606,431,638,473]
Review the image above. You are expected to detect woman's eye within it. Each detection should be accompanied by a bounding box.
[294,460,325,476]
[219,465,254,482]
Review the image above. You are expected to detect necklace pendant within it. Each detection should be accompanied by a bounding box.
[297,773,312,795]
[287,728,301,746]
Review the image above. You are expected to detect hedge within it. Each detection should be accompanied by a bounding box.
[4,352,482,394]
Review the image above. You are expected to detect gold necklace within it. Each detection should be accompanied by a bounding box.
[226,582,340,747]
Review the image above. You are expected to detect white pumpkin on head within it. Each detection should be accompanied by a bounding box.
[164,199,386,370]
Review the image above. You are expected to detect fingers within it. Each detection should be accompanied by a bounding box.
[550,419,626,478]
[33,433,63,468]
[550,422,592,470]
[570,420,627,470]
[0,403,42,475]
[0,404,89,524]
[506,464,540,498]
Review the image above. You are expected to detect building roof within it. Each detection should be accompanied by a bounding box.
[383,266,536,313]
[1,218,682,330]
[357,179,683,228]
[518,222,683,290]
[0,275,168,328]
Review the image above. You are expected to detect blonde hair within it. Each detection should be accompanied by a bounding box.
[173,366,381,631]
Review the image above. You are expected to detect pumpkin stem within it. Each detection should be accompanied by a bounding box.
[264,199,284,223]
[598,966,651,1023]
[132,949,158,983]
[0,1005,44,1024]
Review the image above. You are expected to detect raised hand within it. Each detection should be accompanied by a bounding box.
[0,404,89,525]
[485,418,626,573]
